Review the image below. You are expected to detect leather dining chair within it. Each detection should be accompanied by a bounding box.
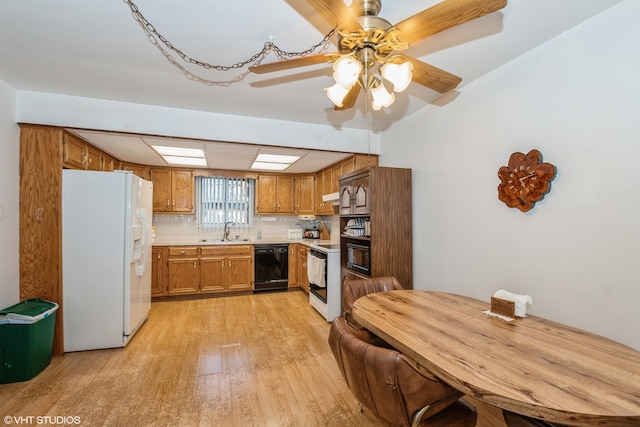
[329,316,477,427]
[503,411,567,427]
[342,276,404,327]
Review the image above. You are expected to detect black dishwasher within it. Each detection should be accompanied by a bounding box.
[253,244,289,292]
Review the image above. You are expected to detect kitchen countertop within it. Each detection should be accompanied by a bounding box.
[152,238,336,248]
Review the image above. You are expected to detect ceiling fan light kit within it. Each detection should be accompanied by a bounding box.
[251,0,508,112]
[126,0,508,112]
[370,81,395,110]
[381,61,414,93]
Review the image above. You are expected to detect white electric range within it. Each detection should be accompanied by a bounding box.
[307,243,341,322]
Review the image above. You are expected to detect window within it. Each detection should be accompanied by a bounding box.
[196,176,254,229]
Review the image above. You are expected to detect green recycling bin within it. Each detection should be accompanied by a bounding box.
[0,298,58,383]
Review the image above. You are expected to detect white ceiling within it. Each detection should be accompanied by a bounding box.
[0,0,623,172]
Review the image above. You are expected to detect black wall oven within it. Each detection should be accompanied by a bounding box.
[254,244,288,292]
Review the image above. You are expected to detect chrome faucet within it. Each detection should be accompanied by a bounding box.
[223,221,235,241]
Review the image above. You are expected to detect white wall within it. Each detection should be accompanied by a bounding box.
[0,78,20,309]
[15,92,380,155]
[382,1,640,349]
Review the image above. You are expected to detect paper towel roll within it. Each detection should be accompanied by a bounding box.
[493,289,533,317]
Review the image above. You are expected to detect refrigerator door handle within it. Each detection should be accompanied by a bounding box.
[137,209,150,277]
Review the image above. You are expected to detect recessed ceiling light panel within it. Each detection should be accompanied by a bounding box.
[163,156,208,167]
[250,161,289,171]
[255,154,300,164]
[152,145,205,158]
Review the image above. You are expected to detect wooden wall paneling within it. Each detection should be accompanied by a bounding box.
[370,167,412,288]
[19,124,65,355]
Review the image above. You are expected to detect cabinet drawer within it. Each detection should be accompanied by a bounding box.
[200,245,253,257]
[168,247,198,257]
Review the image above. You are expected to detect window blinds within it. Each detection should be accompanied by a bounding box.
[196,176,253,229]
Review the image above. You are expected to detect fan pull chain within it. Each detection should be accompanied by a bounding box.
[124,0,335,71]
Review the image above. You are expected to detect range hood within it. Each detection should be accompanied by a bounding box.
[322,192,340,205]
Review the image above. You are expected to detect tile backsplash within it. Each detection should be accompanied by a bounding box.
[153,214,339,243]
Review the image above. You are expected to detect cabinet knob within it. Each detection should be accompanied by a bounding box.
[166,200,170,209]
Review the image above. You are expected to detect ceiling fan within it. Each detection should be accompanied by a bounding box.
[249,0,507,110]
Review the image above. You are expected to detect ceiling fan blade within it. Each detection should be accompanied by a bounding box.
[249,53,338,74]
[307,0,362,31]
[335,84,361,110]
[395,0,507,46]
[401,57,462,94]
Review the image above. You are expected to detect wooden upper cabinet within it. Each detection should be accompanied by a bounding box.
[150,168,194,214]
[339,172,370,216]
[121,162,149,179]
[62,133,88,169]
[277,175,295,213]
[330,162,343,193]
[256,174,295,214]
[171,169,194,213]
[295,174,315,214]
[101,152,119,172]
[315,168,334,215]
[85,144,101,171]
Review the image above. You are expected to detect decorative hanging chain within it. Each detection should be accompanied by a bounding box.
[124,0,335,71]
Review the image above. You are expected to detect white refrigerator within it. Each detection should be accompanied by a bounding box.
[62,170,153,352]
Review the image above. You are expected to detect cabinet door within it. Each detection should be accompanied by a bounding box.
[167,247,199,294]
[122,163,149,179]
[341,156,356,175]
[151,247,165,296]
[62,133,87,169]
[330,163,343,193]
[150,169,172,212]
[85,145,101,171]
[200,256,226,293]
[352,176,370,215]
[171,169,193,213]
[339,183,353,215]
[297,246,310,293]
[256,174,278,213]
[276,175,295,213]
[167,259,199,294]
[101,153,118,171]
[288,244,298,288]
[227,256,253,291]
[295,174,315,214]
[315,169,333,215]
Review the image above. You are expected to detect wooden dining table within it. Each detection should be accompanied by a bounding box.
[351,290,640,427]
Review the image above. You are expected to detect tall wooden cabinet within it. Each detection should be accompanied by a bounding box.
[339,166,412,289]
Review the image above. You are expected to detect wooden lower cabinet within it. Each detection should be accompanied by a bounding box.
[156,245,253,297]
[296,245,310,294]
[151,247,166,296]
[167,247,199,295]
[200,245,253,294]
[288,244,298,289]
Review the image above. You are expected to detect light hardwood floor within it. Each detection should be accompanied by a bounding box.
[0,291,506,426]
